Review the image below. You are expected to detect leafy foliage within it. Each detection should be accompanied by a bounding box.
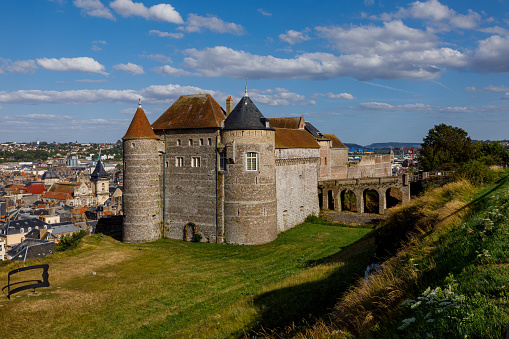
[56,230,87,251]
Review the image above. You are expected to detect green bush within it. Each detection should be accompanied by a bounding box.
[56,230,87,251]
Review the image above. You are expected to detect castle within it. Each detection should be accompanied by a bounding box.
[122,89,393,245]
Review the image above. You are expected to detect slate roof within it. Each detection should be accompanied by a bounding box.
[304,122,329,141]
[275,129,320,149]
[42,170,59,180]
[268,116,305,130]
[90,159,109,182]
[7,239,56,261]
[1,218,51,235]
[223,95,274,131]
[51,223,80,235]
[151,94,225,130]
[324,134,348,149]
[122,105,159,140]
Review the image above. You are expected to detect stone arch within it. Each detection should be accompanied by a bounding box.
[341,189,357,212]
[386,187,403,209]
[363,188,379,214]
[183,222,196,242]
[327,190,334,210]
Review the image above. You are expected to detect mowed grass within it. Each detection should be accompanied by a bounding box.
[0,221,373,338]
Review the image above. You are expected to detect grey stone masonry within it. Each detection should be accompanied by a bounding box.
[122,138,162,243]
[159,129,220,242]
[221,129,278,244]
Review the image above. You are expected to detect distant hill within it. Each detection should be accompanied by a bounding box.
[344,142,421,150]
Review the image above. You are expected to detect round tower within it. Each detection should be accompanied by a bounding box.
[221,88,277,244]
[122,101,161,243]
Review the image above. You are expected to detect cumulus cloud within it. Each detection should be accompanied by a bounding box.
[371,0,482,31]
[180,14,244,35]
[1,59,38,73]
[149,29,184,39]
[0,84,217,106]
[91,40,108,51]
[326,92,356,100]
[110,0,183,23]
[36,57,108,75]
[113,62,144,75]
[316,20,437,55]
[471,35,509,73]
[152,65,198,76]
[279,29,311,45]
[248,88,306,106]
[181,46,452,81]
[73,0,115,21]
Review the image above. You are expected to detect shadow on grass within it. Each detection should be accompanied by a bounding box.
[244,236,375,337]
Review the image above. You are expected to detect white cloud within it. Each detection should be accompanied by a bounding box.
[0,84,217,106]
[113,62,144,75]
[140,54,173,63]
[73,0,115,21]
[471,35,509,73]
[152,65,198,76]
[76,79,107,83]
[36,57,108,75]
[279,29,311,45]
[149,29,184,39]
[358,101,509,113]
[180,14,244,35]
[364,0,374,5]
[326,92,356,100]
[371,0,482,31]
[91,40,108,51]
[110,0,183,23]
[1,59,38,73]
[316,20,437,55]
[248,88,306,106]
[485,85,509,92]
[258,8,272,16]
[181,46,448,81]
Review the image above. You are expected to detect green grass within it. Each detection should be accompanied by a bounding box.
[0,221,373,338]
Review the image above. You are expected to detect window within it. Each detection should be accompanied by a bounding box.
[192,157,201,167]
[200,138,204,146]
[246,152,258,171]
[189,139,193,146]
[176,157,184,167]
[208,138,212,146]
[177,139,181,146]
[131,142,135,149]
[219,152,227,171]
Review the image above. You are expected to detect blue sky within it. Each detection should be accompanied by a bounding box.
[1,0,509,145]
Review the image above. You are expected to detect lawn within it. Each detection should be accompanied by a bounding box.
[0,221,373,338]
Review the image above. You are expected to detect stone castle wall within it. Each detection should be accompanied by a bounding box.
[158,128,220,242]
[275,148,320,232]
[221,129,277,244]
[122,138,161,243]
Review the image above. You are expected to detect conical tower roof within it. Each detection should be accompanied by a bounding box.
[91,158,109,182]
[122,103,159,140]
[223,90,274,131]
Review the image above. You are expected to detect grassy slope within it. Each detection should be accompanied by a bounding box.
[0,221,373,338]
[298,175,509,338]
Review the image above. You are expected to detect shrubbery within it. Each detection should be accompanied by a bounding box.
[56,230,87,251]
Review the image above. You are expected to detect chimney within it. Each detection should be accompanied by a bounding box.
[226,96,233,117]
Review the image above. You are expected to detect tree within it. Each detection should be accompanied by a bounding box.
[418,124,478,172]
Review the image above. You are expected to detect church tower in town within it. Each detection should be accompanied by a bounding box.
[90,155,110,205]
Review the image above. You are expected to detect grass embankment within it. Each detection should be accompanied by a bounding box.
[296,176,509,338]
[0,220,373,338]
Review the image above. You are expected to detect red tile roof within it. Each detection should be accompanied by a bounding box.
[275,129,320,149]
[122,106,159,140]
[151,94,225,130]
